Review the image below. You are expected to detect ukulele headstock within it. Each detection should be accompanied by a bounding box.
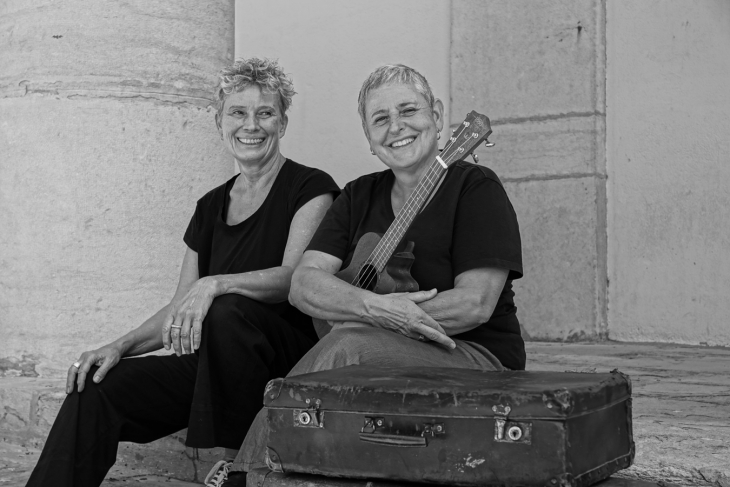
[441,111,493,165]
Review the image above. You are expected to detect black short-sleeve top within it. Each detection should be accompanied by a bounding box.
[183,159,340,335]
[306,161,525,370]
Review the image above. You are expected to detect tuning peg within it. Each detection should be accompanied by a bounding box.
[471,153,479,163]
[484,139,495,148]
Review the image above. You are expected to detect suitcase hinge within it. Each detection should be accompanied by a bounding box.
[293,398,324,428]
[492,404,532,444]
[264,379,283,402]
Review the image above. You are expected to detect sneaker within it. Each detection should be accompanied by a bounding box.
[221,471,247,486]
[204,460,233,487]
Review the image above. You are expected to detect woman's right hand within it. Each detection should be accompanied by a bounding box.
[66,345,122,394]
[162,276,220,356]
[364,289,456,349]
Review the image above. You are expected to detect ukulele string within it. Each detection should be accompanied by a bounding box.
[355,131,475,287]
[357,153,449,284]
[349,157,448,288]
[350,125,479,288]
[367,132,472,268]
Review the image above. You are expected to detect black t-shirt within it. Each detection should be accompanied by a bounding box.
[307,161,525,370]
[184,159,340,337]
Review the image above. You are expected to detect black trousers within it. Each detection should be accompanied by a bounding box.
[26,294,316,487]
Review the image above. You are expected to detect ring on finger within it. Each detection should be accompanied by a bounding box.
[72,361,81,369]
[170,325,182,329]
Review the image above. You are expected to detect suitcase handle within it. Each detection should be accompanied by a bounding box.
[359,432,427,447]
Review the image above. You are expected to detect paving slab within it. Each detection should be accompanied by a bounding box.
[525,342,730,487]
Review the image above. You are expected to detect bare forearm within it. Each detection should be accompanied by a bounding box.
[289,267,373,323]
[418,288,496,336]
[215,266,296,304]
[100,305,168,358]
[291,265,455,348]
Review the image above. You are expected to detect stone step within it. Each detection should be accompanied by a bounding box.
[0,377,223,484]
[2,342,729,486]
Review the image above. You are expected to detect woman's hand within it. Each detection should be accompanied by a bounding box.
[364,289,456,349]
[162,276,220,355]
[66,345,122,394]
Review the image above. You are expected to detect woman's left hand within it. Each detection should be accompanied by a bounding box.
[364,289,456,349]
[162,276,221,355]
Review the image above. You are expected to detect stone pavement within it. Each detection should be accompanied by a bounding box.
[1,341,728,487]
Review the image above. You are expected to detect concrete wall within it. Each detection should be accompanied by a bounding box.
[452,0,608,340]
[607,1,730,346]
[0,1,234,377]
[235,0,451,187]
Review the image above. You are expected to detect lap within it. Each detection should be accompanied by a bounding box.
[205,294,314,344]
[288,326,503,376]
[234,326,504,472]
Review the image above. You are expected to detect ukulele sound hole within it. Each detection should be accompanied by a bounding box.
[355,264,379,291]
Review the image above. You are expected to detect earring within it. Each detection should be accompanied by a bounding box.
[370,149,375,155]
[437,130,441,140]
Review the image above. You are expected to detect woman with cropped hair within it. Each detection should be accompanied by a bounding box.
[234,64,523,477]
[27,57,339,487]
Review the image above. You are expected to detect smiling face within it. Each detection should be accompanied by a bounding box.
[216,85,288,167]
[363,83,444,174]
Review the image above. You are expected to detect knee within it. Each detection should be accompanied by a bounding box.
[206,294,245,321]
[65,365,116,414]
[323,327,382,351]
[201,294,268,349]
[204,294,257,331]
[296,327,385,373]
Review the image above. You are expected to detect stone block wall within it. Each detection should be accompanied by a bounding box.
[452,0,607,340]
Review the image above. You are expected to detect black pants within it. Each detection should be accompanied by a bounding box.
[26,294,316,487]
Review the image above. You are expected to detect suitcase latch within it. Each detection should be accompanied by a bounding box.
[493,404,532,444]
[293,398,324,428]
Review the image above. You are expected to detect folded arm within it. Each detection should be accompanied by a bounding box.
[290,251,454,348]
[416,267,508,336]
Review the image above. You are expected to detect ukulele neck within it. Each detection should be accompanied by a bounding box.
[371,158,447,271]
[363,110,493,275]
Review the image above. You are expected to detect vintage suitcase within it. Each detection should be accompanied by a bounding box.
[263,366,634,487]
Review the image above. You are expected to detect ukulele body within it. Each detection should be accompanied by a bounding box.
[311,232,418,339]
[336,232,419,294]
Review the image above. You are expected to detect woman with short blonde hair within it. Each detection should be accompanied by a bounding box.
[27,58,340,487]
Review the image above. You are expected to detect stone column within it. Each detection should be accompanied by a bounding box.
[452,0,608,340]
[0,1,234,376]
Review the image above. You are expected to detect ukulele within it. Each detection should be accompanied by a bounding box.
[313,111,494,338]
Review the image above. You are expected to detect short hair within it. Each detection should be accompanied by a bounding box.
[215,57,296,117]
[357,64,436,124]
